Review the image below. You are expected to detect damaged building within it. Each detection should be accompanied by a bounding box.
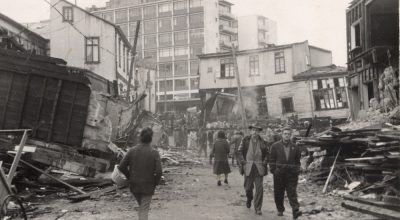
[198,41,347,123]
[346,0,399,119]
[0,12,49,56]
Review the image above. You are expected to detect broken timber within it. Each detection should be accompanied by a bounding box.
[8,156,86,195]
[28,147,110,177]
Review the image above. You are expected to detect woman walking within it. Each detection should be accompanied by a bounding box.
[210,130,231,186]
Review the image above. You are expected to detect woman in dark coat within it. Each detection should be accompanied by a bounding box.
[210,130,231,186]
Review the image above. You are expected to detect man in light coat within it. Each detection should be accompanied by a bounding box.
[238,124,269,215]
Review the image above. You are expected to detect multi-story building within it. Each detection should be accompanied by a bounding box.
[49,0,134,100]
[198,41,348,121]
[346,0,399,118]
[89,0,238,112]
[0,12,49,56]
[237,15,277,50]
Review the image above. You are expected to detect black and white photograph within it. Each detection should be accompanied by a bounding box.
[0,0,399,219]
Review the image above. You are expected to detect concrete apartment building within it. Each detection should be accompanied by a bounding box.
[49,0,135,100]
[237,15,277,50]
[198,41,349,121]
[346,0,399,118]
[0,13,49,56]
[89,0,238,112]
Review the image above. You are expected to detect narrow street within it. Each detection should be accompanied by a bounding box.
[34,160,371,220]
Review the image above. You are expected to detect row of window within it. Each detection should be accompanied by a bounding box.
[156,93,200,101]
[157,78,199,92]
[117,15,204,38]
[215,52,285,78]
[142,45,204,62]
[140,29,204,49]
[107,0,204,23]
[158,60,199,77]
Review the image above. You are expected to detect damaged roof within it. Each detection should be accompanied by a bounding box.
[293,65,348,80]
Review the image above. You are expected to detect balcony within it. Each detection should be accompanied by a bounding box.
[220,39,232,48]
[219,25,237,35]
[220,40,238,49]
[219,11,236,20]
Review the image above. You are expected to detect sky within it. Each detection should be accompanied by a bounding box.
[0,0,351,66]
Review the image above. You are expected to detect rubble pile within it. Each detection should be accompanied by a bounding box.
[159,148,202,166]
[298,123,400,219]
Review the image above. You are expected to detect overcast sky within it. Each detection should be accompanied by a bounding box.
[0,0,351,65]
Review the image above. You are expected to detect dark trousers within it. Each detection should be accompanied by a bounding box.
[198,145,207,157]
[273,173,300,213]
[133,193,152,220]
[244,166,264,212]
[231,151,239,165]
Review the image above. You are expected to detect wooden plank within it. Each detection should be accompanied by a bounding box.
[68,185,117,202]
[1,73,14,129]
[343,195,400,211]
[47,80,63,141]
[6,129,28,185]
[64,83,78,143]
[18,75,31,127]
[342,200,400,220]
[0,161,13,205]
[33,78,47,137]
[29,147,110,177]
[10,157,86,195]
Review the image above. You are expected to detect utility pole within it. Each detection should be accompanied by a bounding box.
[231,43,248,131]
[126,20,141,101]
[164,71,167,113]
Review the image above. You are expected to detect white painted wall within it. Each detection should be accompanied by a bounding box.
[310,47,332,67]
[199,43,304,90]
[50,0,120,82]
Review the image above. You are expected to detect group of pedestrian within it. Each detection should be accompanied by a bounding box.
[209,124,302,219]
[117,123,302,220]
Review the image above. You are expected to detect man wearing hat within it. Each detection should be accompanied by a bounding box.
[269,126,302,219]
[237,123,269,215]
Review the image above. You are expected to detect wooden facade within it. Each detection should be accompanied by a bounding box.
[0,49,91,147]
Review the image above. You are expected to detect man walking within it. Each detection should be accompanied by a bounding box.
[229,130,243,165]
[270,127,302,219]
[238,124,269,215]
[119,128,163,220]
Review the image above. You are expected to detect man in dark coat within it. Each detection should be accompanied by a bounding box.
[269,126,302,219]
[229,131,243,165]
[210,130,231,185]
[238,124,269,215]
[119,127,162,220]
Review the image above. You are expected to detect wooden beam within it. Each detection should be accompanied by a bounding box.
[0,161,13,204]
[47,80,63,141]
[1,73,14,129]
[33,78,47,137]
[18,75,31,128]
[322,147,341,193]
[64,83,78,143]
[9,157,86,195]
[342,200,400,220]
[6,129,28,185]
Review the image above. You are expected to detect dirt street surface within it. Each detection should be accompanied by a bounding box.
[33,161,373,220]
